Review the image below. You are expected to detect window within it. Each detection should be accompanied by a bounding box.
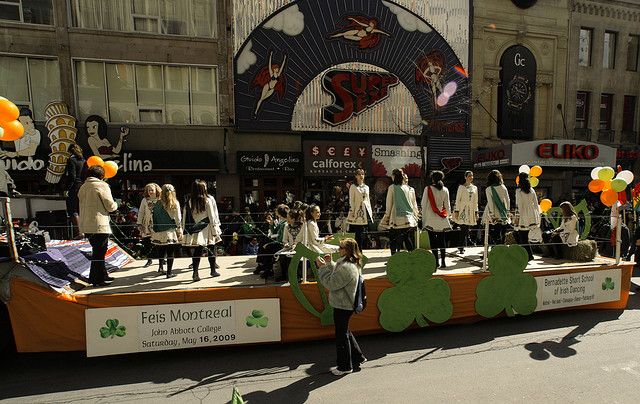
[575,91,590,129]
[622,96,636,132]
[600,94,613,130]
[579,28,592,66]
[74,59,219,125]
[603,31,617,69]
[71,0,217,38]
[627,35,639,72]
[0,0,53,25]
[0,55,60,120]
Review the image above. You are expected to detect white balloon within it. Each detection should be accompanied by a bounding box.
[590,167,602,180]
[616,170,634,184]
[519,165,530,174]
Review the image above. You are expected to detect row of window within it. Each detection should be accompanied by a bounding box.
[0,55,220,125]
[0,0,217,38]
[579,28,639,71]
[575,92,636,132]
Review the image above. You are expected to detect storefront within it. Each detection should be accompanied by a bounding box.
[472,140,617,202]
[237,151,302,210]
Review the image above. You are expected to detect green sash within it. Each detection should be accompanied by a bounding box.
[393,185,414,217]
[490,186,508,220]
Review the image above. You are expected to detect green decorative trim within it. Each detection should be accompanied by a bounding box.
[475,245,537,318]
[377,249,453,332]
[326,232,355,246]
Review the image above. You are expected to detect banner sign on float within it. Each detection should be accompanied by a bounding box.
[535,269,621,311]
[85,299,280,357]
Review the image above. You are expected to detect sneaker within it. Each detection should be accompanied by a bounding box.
[166,273,177,279]
[105,276,115,282]
[211,271,221,278]
[331,368,352,376]
[192,274,201,282]
[143,260,152,268]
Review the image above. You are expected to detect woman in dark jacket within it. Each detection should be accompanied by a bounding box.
[65,144,86,238]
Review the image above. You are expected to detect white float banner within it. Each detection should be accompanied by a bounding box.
[85,298,280,357]
[535,269,621,312]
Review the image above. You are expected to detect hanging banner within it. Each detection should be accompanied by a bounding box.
[498,45,536,140]
[85,298,281,357]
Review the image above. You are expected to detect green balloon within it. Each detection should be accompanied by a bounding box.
[611,178,627,192]
[598,167,615,181]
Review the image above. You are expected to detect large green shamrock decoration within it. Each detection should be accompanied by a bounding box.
[245,309,269,328]
[377,249,453,332]
[475,245,537,318]
[99,319,126,339]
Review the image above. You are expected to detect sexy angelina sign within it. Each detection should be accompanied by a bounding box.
[322,70,399,126]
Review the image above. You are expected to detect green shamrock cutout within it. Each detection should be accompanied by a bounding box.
[377,249,453,332]
[475,245,537,318]
[99,319,126,339]
[601,277,615,290]
[245,309,269,328]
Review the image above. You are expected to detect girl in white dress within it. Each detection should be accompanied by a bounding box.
[453,171,478,254]
[514,173,540,261]
[303,204,334,253]
[421,170,452,268]
[549,202,579,258]
[137,183,165,271]
[151,184,182,278]
[482,170,511,245]
[380,169,419,255]
[347,169,373,250]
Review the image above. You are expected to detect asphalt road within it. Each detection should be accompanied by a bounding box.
[2,280,640,404]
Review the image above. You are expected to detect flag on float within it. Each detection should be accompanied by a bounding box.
[231,386,245,404]
[632,183,640,211]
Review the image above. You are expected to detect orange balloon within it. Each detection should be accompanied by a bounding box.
[515,176,520,185]
[588,179,605,193]
[529,165,543,177]
[103,161,118,179]
[540,198,552,213]
[0,119,24,141]
[601,180,611,191]
[0,99,19,122]
[600,189,618,206]
[87,155,104,167]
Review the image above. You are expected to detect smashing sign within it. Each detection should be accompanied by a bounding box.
[322,69,399,126]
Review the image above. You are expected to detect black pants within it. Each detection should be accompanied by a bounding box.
[458,225,470,250]
[333,308,364,371]
[156,244,178,273]
[256,241,283,272]
[550,234,564,259]
[515,230,534,260]
[141,237,165,266]
[428,230,447,264]
[87,233,109,285]
[489,223,507,245]
[389,227,415,255]
[191,245,217,273]
[349,224,367,251]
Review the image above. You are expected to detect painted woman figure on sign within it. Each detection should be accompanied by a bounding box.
[85,115,128,159]
[331,16,390,49]
[252,51,287,116]
[416,51,445,107]
[0,107,40,158]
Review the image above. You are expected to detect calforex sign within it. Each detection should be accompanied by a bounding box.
[512,140,616,168]
[237,151,303,176]
[472,145,512,168]
[535,269,621,311]
[321,70,399,126]
[371,145,426,178]
[304,141,371,177]
[85,299,281,357]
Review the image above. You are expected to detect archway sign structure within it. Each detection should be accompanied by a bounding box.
[234,0,471,171]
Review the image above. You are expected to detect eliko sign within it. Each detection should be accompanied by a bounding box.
[304,141,371,177]
[472,145,512,168]
[511,140,616,167]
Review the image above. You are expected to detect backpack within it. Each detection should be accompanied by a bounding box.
[353,274,367,313]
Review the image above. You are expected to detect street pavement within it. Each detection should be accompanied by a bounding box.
[2,278,640,403]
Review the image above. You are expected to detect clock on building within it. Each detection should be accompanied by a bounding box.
[511,0,537,9]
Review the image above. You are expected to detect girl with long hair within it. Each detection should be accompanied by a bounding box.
[316,237,366,375]
[347,169,373,249]
[182,180,222,281]
[549,201,579,259]
[64,143,86,238]
[482,170,511,245]
[380,169,419,255]
[421,170,452,268]
[151,184,182,278]
[303,204,333,253]
[453,170,478,254]
[514,173,540,261]
[137,183,165,272]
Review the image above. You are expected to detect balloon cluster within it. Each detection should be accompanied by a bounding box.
[0,97,25,141]
[588,166,634,207]
[517,165,542,187]
[87,155,118,179]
